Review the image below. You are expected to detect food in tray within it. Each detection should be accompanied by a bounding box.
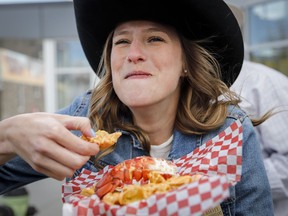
[81,130,122,150]
[80,156,202,205]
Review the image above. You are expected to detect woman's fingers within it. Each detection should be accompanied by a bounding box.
[19,132,93,180]
[1,112,99,180]
[59,115,95,137]
[29,152,88,180]
[23,113,99,156]
[48,123,99,156]
[34,137,92,171]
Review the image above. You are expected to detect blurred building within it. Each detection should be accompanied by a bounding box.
[0,0,96,120]
[228,0,288,76]
[0,0,287,215]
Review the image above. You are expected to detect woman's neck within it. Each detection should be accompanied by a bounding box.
[131,103,177,146]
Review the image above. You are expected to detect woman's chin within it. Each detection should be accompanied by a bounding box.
[122,98,156,109]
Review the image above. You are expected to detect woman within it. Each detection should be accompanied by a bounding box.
[0,0,274,215]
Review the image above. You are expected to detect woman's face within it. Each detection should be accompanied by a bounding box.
[111,20,184,109]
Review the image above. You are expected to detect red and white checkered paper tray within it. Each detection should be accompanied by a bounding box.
[62,120,243,216]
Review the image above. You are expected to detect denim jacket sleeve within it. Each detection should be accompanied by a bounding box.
[0,90,92,195]
[219,107,274,215]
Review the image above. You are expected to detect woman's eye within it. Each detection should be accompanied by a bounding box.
[114,39,129,45]
[148,36,164,43]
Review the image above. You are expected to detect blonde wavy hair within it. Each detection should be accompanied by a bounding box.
[88,32,267,167]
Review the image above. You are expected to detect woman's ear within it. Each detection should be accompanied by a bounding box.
[181,69,188,77]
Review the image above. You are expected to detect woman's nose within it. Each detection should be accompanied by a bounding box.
[126,41,146,63]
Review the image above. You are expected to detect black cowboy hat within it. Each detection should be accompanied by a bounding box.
[73,0,244,86]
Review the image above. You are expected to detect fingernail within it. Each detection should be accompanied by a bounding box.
[90,129,96,137]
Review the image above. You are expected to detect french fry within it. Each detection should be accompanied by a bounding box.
[102,192,121,205]
[80,187,95,197]
[119,185,145,205]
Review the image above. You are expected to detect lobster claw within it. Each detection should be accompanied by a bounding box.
[96,181,116,198]
[96,175,121,198]
[96,173,113,188]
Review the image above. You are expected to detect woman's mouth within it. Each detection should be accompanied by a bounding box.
[125,71,152,79]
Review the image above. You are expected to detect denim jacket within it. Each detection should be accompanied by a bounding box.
[0,90,274,215]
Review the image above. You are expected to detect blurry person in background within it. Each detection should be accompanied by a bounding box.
[229,4,288,216]
[0,187,37,216]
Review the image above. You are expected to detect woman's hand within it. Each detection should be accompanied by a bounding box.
[0,113,99,180]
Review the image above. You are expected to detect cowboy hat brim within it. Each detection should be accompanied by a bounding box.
[73,0,244,86]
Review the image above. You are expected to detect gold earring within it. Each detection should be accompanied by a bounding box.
[184,69,188,73]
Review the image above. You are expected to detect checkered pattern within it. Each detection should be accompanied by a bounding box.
[62,165,113,203]
[64,175,230,216]
[174,119,243,183]
[62,120,243,215]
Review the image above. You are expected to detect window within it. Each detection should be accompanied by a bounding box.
[55,40,96,109]
[250,47,288,76]
[56,40,89,68]
[249,0,288,45]
[247,0,288,76]
[0,39,44,119]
